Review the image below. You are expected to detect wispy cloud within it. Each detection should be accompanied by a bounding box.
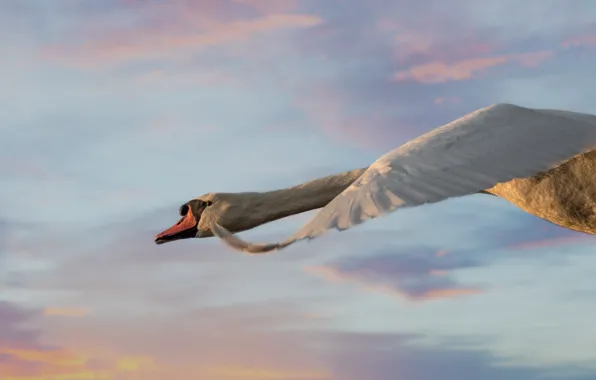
[306,251,483,302]
[45,6,323,67]
[393,51,553,84]
[116,356,157,372]
[42,307,90,318]
[203,366,331,380]
[1,347,86,367]
[562,34,596,48]
[507,230,594,251]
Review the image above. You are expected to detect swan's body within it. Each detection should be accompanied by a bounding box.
[155,103,596,253]
[488,149,596,233]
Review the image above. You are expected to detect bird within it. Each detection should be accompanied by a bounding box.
[154,103,596,254]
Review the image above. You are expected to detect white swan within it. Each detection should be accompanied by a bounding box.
[155,103,596,253]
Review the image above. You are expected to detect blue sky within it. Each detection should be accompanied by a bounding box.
[1,1,596,379]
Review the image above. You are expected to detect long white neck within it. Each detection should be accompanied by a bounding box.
[260,167,367,220]
[217,168,367,233]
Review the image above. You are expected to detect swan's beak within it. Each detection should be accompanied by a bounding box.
[154,211,198,245]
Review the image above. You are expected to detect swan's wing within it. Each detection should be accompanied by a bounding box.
[212,103,596,254]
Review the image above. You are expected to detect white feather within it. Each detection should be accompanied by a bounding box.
[211,103,596,254]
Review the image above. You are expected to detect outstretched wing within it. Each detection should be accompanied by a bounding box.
[211,103,596,254]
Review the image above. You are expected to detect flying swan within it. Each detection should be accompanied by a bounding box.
[155,103,596,253]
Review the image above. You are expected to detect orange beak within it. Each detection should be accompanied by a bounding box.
[154,211,198,245]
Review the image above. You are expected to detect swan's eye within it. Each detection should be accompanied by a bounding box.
[205,200,213,206]
[179,204,189,216]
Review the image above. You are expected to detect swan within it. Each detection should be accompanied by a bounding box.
[155,103,596,253]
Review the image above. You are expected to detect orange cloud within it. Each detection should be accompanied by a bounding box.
[202,366,331,380]
[4,371,112,380]
[1,348,87,367]
[43,308,90,318]
[562,34,596,48]
[393,51,552,83]
[417,288,482,301]
[116,356,157,372]
[1,348,164,380]
[0,347,113,380]
[1,347,164,380]
[46,13,323,67]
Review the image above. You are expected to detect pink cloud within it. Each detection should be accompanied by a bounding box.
[508,234,594,251]
[380,20,503,67]
[561,34,596,48]
[45,12,323,67]
[393,51,552,84]
[305,265,481,302]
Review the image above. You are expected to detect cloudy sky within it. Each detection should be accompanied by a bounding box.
[2,0,596,379]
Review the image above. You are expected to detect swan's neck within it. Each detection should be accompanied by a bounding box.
[233,168,367,231]
[212,167,498,234]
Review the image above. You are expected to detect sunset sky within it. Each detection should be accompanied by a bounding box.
[2,0,596,379]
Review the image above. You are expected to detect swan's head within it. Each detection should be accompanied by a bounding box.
[154,193,253,245]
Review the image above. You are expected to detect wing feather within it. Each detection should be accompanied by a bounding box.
[211,103,596,254]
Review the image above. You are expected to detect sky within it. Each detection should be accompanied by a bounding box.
[1,0,596,379]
